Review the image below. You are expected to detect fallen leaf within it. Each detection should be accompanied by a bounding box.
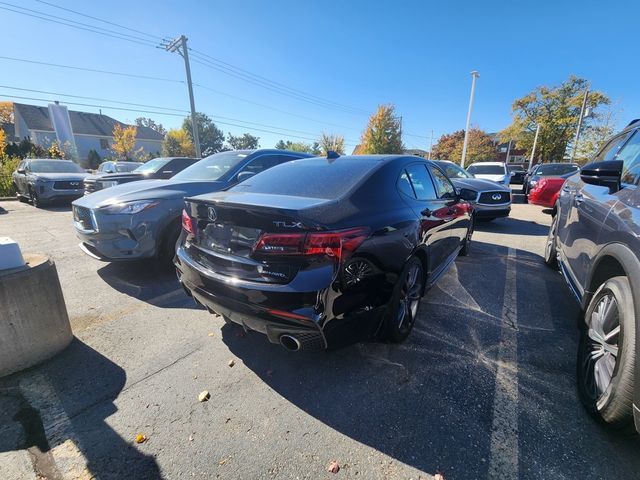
[228,359,235,367]
[328,461,340,474]
[188,434,194,442]
[135,433,147,444]
[225,417,231,424]
[198,390,210,402]
[266,368,274,377]
[208,332,214,337]
[218,458,228,466]
[434,472,445,480]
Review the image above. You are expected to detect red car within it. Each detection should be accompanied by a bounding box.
[528,177,566,208]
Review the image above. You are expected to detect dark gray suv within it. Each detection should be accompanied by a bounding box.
[545,119,640,433]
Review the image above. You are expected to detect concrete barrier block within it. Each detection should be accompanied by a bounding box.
[0,254,73,377]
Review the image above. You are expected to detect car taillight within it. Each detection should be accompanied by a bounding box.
[254,227,369,260]
[533,179,548,192]
[182,209,195,235]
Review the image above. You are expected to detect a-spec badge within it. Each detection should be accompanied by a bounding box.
[207,207,217,222]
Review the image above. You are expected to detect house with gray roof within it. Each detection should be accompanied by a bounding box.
[12,102,164,160]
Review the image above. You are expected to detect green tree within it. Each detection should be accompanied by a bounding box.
[319,132,345,155]
[501,75,610,162]
[226,132,260,150]
[163,128,195,157]
[182,113,224,156]
[275,139,320,155]
[432,128,496,165]
[359,104,403,154]
[135,117,166,135]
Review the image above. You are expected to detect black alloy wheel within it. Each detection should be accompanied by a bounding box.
[385,256,424,342]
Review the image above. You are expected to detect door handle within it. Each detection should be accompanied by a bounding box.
[574,193,584,206]
[421,208,432,217]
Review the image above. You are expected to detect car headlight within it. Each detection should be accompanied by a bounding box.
[100,200,160,215]
[100,180,119,188]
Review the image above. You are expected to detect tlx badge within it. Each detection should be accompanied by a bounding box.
[273,221,303,228]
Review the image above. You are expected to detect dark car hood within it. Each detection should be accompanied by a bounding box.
[451,178,511,192]
[74,179,227,208]
[29,172,88,181]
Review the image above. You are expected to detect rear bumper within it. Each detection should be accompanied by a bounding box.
[528,193,554,208]
[175,245,384,349]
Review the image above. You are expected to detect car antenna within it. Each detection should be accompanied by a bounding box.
[326,150,340,160]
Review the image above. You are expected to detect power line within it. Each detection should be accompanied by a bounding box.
[0,56,183,83]
[35,0,161,40]
[0,2,157,47]
[0,93,357,146]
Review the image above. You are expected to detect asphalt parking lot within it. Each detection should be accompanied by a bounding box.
[1,196,640,479]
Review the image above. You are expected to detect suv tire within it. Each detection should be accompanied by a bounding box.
[577,276,636,429]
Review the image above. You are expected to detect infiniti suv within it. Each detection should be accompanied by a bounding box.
[545,119,640,433]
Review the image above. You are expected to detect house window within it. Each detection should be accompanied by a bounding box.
[100,138,109,149]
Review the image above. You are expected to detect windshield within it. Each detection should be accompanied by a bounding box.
[230,157,375,199]
[29,160,84,173]
[467,164,506,175]
[173,151,249,181]
[133,158,171,174]
[436,162,472,179]
[535,164,579,176]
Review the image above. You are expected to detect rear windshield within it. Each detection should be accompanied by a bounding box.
[467,164,504,175]
[29,161,84,173]
[536,164,579,176]
[173,151,249,181]
[467,164,505,175]
[230,158,376,199]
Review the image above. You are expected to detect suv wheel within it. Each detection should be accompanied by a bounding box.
[29,186,42,208]
[544,214,559,268]
[385,256,424,342]
[15,184,27,203]
[577,276,636,428]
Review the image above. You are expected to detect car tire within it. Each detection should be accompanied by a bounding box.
[544,214,559,268]
[159,221,181,266]
[384,256,424,343]
[15,185,27,203]
[459,216,474,256]
[29,187,42,208]
[577,276,636,429]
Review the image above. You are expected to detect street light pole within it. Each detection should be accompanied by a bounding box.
[460,71,480,167]
[570,86,589,163]
[529,124,540,167]
[428,129,434,160]
[161,35,202,158]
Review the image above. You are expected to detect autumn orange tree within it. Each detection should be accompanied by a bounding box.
[162,128,195,156]
[432,128,496,166]
[111,124,140,160]
[0,101,13,124]
[359,104,403,154]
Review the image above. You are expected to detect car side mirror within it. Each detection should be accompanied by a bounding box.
[17,168,26,174]
[236,171,255,183]
[458,188,477,201]
[580,160,622,193]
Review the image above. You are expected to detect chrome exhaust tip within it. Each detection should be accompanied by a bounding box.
[279,334,302,351]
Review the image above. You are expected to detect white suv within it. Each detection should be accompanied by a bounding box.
[466,162,511,185]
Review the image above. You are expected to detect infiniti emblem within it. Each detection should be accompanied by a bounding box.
[208,206,217,222]
[492,193,502,201]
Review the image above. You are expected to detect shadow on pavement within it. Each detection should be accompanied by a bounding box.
[0,339,160,479]
[96,260,200,310]
[220,240,640,479]
[476,216,549,236]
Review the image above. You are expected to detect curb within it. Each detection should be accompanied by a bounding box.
[0,197,18,201]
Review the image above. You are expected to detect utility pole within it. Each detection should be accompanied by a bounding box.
[504,139,512,164]
[570,86,589,163]
[461,70,480,167]
[529,124,540,167]
[428,129,434,160]
[161,35,202,158]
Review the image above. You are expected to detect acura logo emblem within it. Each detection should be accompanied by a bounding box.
[207,206,217,222]
[492,193,502,201]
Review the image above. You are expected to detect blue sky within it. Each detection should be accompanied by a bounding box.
[1,0,638,152]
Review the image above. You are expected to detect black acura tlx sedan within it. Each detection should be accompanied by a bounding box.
[175,154,475,350]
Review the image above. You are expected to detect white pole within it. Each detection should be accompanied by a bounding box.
[428,129,434,160]
[529,124,540,167]
[571,87,589,162]
[504,139,512,164]
[460,71,480,167]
